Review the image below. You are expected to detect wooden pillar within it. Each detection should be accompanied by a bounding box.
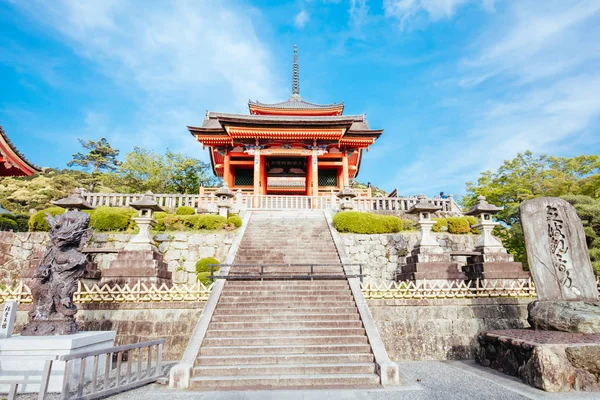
[253,148,261,195]
[312,148,319,196]
[223,150,232,187]
[305,155,312,196]
[342,151,349,188]
[261,155,268,195]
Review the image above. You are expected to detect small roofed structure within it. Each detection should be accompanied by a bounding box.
[406,194,442,221]
[464,195,503,221]
[51,188,95,211]
[0,125,41,177]
[130,191,164,218]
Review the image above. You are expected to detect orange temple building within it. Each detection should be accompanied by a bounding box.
[189,46,382,196]
[0,125,41,177]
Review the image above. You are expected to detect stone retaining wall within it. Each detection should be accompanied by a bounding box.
[0,231,235,285]
[13,302,204,361]
[368,297,531,361]
[342,233,479,284]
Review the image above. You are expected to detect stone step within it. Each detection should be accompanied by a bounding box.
[216,300,355,308]
[213,307,358,316]
[225,281,349,287]
[196,353,375,366]
[210,313,361,322]
[189,373,381,390]
[205,327,366,338]
[202,335,369,347]
[192,362,376,377]
[222,286,350,292]
[208,320,364,330]
[219,290,351,297]
[199,343,373,356]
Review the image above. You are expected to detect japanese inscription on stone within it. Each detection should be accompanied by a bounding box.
[520,197,598,301]
[0,301,17,339]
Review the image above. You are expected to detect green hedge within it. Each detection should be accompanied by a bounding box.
[29,207,65,231]
[176,206,195,215]
[227,215,242,228]
[432,216,478,234]
[196,257,220,285]
[333,211,409,234]
[160,214,227,231]
[90,207,137,232]
[0,216,17,231]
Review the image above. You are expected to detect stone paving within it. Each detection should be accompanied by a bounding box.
[106,360,600,400]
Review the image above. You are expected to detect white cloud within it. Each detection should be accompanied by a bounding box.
[386,0,600,195]
[383,0,490,30]
[349,0,369,37]
[10,0,283,160]
[294,10,310,28]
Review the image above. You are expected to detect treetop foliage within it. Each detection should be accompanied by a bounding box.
[67,138,121,172]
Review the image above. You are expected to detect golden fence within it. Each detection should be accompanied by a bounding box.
[2,278,600,304]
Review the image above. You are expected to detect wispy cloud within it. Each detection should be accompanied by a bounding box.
[9,0,283,161]
[383,0,491,30]
[387,0,600,195]
[349,0,369,37]
[294,10,310,28]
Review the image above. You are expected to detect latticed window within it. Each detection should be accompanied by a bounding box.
[318,170,338,187]
[234,169,254,186]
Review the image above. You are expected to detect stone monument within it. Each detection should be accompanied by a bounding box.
[102,191,171,286]
[463,195,529,281]
[397,195,465,281]
[337,185,357,211]
[477,197,600,392]
[0,190,115,393]
[215,184,234,218]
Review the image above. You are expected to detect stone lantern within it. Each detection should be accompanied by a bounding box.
[126,191,164,251]
[51,188,94,212]
[337,185,357,211]
[464,195,505,253]
[215,183,234,218]
[406,194,442,253]
[462,195,528,281]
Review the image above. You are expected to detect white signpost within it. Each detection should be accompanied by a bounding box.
[0,301,16,339]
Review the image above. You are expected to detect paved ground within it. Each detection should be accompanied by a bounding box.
[107,360,600,400]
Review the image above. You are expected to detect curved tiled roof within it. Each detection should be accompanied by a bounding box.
[0,125,41,175]
[248,97,344,110]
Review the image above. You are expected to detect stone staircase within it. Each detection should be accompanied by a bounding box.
[189,210,381,390]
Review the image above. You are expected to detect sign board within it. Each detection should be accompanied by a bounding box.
[0,301,17,339]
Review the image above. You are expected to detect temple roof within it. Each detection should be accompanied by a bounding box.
[248,46,344,116]
[0,125,41,176]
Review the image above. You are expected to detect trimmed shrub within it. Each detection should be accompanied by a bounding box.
[0,216,17,231]
[90,206,136,232]
[160,214,227,231]
[196,257,220,285]
[227,215,242,228]
[432,218,448,233]
[333,212,404,234]
[154,211,168,231]
[195,215,227,230]
[29,207,65,231]
[176,206,195,215]
[447,217,471,234]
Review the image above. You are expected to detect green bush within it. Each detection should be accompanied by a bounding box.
[153,211,168,231]
[29,207,65,231]
[227,215,242,228]
[432,218,448,233]
[0,216,17,231]
[196,257,220,285]
[176,206,195,215]
[160,214,227,231]
[333,212,405,234]
[90,206,136,232]
[432,216,477,234]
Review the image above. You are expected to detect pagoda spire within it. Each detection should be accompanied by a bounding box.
[291,44,301,101]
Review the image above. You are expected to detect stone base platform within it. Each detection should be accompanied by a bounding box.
[0,331,116,393]
[102,250,172,286]
[477,329,600,392]
[464,252,529,280]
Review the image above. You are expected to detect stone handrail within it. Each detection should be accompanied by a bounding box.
[82,192,458,213]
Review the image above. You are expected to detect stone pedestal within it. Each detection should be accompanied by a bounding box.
[0,331,115,393]
[477,329,600,392]
[397,248,465,281]
[463,250,529,280]
[103,250,172,286]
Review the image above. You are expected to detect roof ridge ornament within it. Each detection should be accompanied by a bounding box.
[290,44,301,101]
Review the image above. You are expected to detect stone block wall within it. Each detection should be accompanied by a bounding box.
[342,232,479,284]
[0,231,235,285]
[13,302,204,361]
[368,297,531,361]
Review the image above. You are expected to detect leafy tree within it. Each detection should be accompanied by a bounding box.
[464,152,600,272]
[118,147,218,194]
[67,138,121,172]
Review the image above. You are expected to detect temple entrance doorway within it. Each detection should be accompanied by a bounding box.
[265,156,307,195]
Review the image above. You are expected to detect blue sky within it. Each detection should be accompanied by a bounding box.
[1,0,599,197]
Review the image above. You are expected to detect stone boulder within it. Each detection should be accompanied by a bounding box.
[528,301,600,334]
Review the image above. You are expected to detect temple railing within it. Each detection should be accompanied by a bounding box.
[82,191,462,213]
[3,278,600,304]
